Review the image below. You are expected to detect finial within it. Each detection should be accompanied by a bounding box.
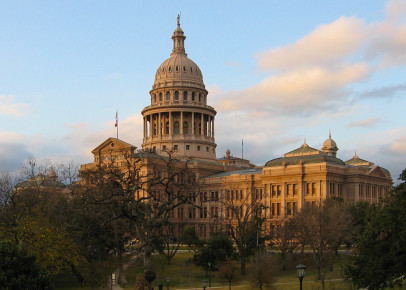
[329,129,331,139]
[304,138,307,145]
[177,13,181,27]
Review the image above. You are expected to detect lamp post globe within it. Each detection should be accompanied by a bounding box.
[296,264,306,290]
[202,279,207,290]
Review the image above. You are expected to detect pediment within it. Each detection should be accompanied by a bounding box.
[367,166,386,178]
[91,137,136,154]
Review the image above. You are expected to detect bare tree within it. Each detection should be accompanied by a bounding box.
[293,198,353,290]
[271,217,299,270]
[161,225,181,265]
[218,258,239,290]
[249,250,275,290]
[222,181,265,275]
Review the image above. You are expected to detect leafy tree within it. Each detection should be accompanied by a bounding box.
[180,225,203,252]
[347,176,406,289]
[193,233,236,274]
[0,240,51,289]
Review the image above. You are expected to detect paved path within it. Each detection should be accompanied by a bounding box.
[108,254,140,290]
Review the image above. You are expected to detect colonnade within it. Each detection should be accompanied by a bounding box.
[143,111,215,139]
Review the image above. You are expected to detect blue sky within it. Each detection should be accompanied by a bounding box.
[1,0,406,183]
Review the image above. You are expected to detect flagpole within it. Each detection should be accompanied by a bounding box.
[115,110,118,139]
[242,138,244,159]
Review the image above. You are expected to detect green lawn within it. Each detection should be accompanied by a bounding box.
[51,252,406,289]
[123,252,351,289]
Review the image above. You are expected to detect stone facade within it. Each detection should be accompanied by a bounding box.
[80,18,393,239]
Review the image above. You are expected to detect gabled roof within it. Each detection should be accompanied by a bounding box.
[91,137,137,154]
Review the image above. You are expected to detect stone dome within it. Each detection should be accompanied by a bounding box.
[322,132,338,151]
[152,15,205,90]
[154,55,204,86]
[321,131,339,157]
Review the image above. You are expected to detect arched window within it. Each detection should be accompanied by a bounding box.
[166,91,170,101]
[153,94,156,103]
[192,92,195,101]
[199,93,201,102]
[183,122,188,134]
[153,124,157,136]
[165,122,169,134]
[183,91,188,100]
[159,92,163,101]
[174,91,179,100]
[176,66,179,72]
[174,121,180,134]
[198,123,202,135]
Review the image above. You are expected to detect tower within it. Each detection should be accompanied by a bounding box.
[141,16,217,160]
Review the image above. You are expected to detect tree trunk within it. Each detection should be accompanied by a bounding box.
[144,247,153,272]
[118,251,128,285]
[240,255,246,275]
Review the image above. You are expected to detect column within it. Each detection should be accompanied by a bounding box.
[180,111,184,134]
[192,112,195,135]
[143,117,146,139]
[208,116,212,137]
[212,116,215,138]
[169,111,173,135]
[158,112,162,137]
[200,113,204,136]
[281,182,286,217]
[149,115,153,137]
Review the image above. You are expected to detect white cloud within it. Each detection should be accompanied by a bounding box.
[256,17,366,72]
[348,117,381,128]
[215,63,369,114]
[0,95,30,117]
[390,135,406,154]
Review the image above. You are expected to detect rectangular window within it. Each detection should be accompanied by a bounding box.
[162,145,166,151]
[286,184,290,196]
[312,183,316,196]
[293,184,297,196]
[277,203,281,216]
[206,147,209,152]
[277,185,281,197]
[272,185,276,197]
[174,145,178,151]
[186,145,190,150]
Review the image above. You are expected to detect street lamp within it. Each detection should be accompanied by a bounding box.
[166,278,170,290]
[202,279,207,290]
[296,264,306,290]
[208,262,211,287]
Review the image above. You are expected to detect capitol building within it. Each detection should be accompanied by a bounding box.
[80,18,392,239]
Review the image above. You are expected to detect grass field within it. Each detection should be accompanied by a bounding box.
[50,251,406,289]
